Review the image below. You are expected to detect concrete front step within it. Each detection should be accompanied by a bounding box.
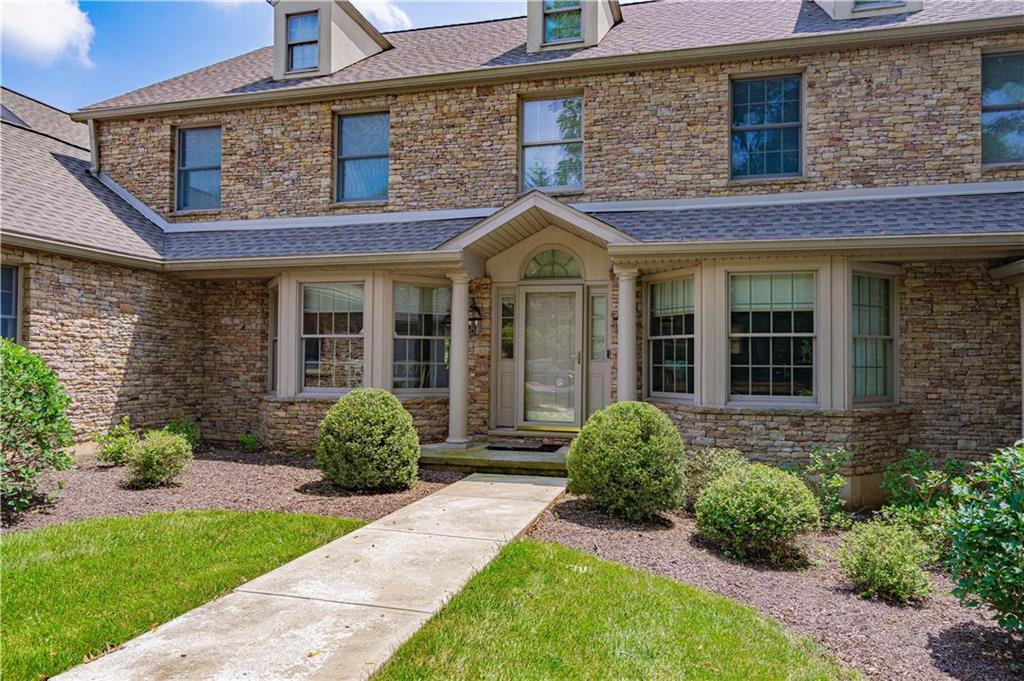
[420,443,568,476]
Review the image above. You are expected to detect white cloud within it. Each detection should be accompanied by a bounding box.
[1,0,95,67]
[352,0,413,31]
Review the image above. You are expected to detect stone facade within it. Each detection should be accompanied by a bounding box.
[468,278,492,437]
[97,31,1024,224]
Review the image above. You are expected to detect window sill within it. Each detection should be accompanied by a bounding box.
[519,187,585,199]
[981,162,1024,170]
[396,390,449,401]
[646,394,695,406]
[330,200,388,209]
[170,208,221,217]
[727,176,809,187]
[726,397,818,410]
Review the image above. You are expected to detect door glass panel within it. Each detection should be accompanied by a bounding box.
[524,291,576,424]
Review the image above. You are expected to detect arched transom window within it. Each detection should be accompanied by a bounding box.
[523,249,582,279]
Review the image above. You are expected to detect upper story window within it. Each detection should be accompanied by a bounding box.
[543,1,582,43]
[1,265,19,342]
[287,12,319,72]
[521,96,583,192]
[649,278,695,396]
[176,126,221,211]
[852,274,894,401]
[301,283,365,391]
[731,74,802,179]
[730,273,815,398]
[523,249,582,278]
[393,283,452,391]
[337,112,390,202]
[982,52,1024,165]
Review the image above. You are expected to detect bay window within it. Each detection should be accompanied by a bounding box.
[729,273,814,398]
[852,274,894,401]
[301,283,365,391]
[648,278,695,396]
[393,283,451,391]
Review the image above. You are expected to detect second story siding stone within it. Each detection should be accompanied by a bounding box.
[97,31,1024,223]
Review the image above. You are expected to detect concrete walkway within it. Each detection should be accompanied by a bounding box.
[57,473,566,681]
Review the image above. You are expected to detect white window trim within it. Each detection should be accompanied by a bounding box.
[519,94,585,194]
[285,10,320,74]
[981,51,1024,167]
[389,275,453,398]
[850,262,901,407]
[1,264,22,344]
[174,124,222,213]
[335,110,390,204]
[299,280,369,395]
[644,269,699,402]
[728,71,806,183]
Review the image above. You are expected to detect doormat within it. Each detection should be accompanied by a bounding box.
[486,442,563,453]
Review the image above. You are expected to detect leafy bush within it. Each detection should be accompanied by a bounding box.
[0,339,74,513]
[878,503,953,565]
[96,416,139,466]
[125,430,193,488]
[695,463,819,563]
[316,388,419,491]
[840,520,931,603]
[882,448,964,508]
[680,447,747,513]
[566,401,684,521]
[788,446,852,531]
[238,433,262,453]
[947,442,1024,631]
[163,417,200,448]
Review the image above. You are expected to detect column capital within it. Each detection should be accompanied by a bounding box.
[613,266,639,280]
[447,270,471,285]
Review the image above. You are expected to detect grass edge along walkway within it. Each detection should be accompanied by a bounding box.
[1,510,364,681]
[376,539,857,680]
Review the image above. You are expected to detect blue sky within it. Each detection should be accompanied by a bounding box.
[1,1,528,112]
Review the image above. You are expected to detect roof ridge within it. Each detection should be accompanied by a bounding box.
[1,86,75,116]
[0,119,91,154]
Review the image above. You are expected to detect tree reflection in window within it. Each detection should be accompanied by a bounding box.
[521,96,583,191]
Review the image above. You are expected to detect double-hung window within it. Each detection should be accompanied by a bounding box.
[981,52,1024,165]
[337,112,390,202]
[730,273,814,398]
[852,274,894,401]
[731,74,802,179]
[649,279,695,396]
[176,127,221,211]
[1,265,19,341]
[393,283,451,390]
[287,12,319,72]
[521,96,583,192]
[543,1,582,43]
[301,283,365,390]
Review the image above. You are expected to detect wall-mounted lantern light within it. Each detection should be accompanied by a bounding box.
[468,300,484,335]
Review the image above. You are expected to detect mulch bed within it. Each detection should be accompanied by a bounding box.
[2,447,464,532]
[529,494,1024,681]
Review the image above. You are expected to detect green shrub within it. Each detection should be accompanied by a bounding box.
[680,447,747,512]
[315,388,419,491]
[878,503,953,565]
[238,433,262,453]
[947,442,1024,631]
[840,520,932,603]
[789,446,852,531]
[695,463,819,563]
[566,401,684,521]
[125,430,193,488]
[882,448,964,507]
[96,416,139,466]
[163,417,200,448]
[0,339,74,513]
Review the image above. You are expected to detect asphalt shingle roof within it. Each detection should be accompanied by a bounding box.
[1,122,164,260]
[2,88,91,148]
[84,0,1024,111]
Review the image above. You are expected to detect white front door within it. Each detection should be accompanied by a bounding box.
[517,285,584,428]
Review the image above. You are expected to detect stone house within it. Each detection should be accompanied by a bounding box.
[2,0,1023,504]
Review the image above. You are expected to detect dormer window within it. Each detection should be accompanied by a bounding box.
[287,11,319,72]
[543,1,582,44]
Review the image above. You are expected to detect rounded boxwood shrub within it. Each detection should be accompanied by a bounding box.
[947,442,1024,631]
[695,463,819,563]
[840,520,932,603]
[125,430,193,488]
[96,416,139,466]
[316,388,419,491]
[0,339,74,513]
[680,447,747,512]
[566,401,684,521]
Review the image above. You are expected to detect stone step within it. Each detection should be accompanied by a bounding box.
[420,444,568,477]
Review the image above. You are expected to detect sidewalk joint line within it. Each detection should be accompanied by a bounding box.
[366,526,507,543]
[233,588,435,615]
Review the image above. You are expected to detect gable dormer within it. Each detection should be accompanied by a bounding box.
[271,0,392,81]
[813,0,924,21]
[526,0,622,54]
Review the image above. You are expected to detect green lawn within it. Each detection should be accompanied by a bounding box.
[1,510,363,681]
[376,540,855,680]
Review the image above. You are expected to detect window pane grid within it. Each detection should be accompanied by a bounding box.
[852,274,893,400]
[590,293,607,361]
[521,97,583,190]
[729,273,814,398]
[731,75,802,179]
[393,284,451,390]
[1,265,18,341]
[648,279,695,395]
[337,112,390,201]
[287,12,318,71]
[981,53,1024,164]
[301,283,365,390]
[543,2,581,42]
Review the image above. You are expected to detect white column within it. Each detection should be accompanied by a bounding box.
[616,267,638,402]
[447,272,471,446]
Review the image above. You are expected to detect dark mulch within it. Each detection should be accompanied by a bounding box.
[529,495,1024,681]
[2,447,464,532]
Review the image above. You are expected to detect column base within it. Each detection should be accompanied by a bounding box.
[444,437,472,449]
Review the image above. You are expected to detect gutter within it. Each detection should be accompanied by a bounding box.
[161,249,466,272]
[2,232,164,271]
[69,15,1023,122]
